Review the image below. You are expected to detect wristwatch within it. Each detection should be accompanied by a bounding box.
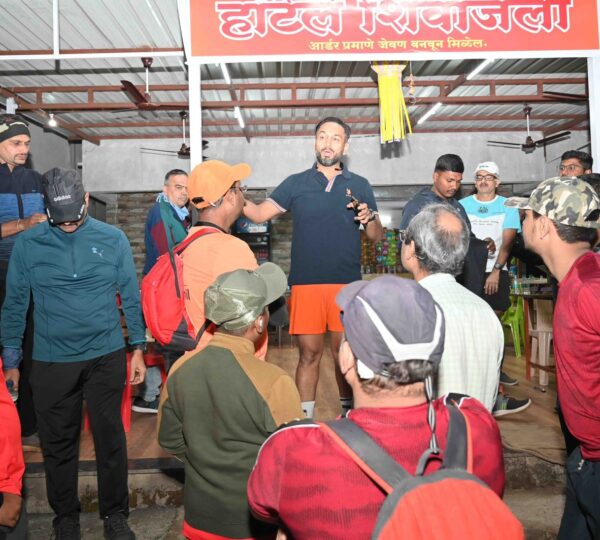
[493,262,503,270]
[132,343,147,353]
[367,210,379,223]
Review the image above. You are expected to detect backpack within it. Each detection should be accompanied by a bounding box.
[141,227,218,351]
[321,400,524,540]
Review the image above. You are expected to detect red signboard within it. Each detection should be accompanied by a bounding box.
[190,0,599,60]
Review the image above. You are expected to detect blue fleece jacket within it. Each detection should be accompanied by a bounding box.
[1,217,145,366]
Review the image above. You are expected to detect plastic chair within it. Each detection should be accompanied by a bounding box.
[528,299,554,386]
[83,352,132,433]
[501,295,525,358]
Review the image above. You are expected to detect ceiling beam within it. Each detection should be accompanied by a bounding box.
[13,94,586,112]
[95,124,588,140]
[8,77,586,94]
[69,113,586,129]
[0,88,100,144]
[0,48,183,62]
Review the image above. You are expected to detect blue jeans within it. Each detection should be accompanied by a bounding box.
[141,366,162,402]
[558,446,600,539]
[140,348,182,402]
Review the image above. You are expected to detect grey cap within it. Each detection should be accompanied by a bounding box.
[42,168,86,224]
[204,262,287,330]
[505,176,600,229]
[336,276,445,380]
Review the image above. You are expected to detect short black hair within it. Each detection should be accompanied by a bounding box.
[434,154,464,174]
[164,169,188,184]
[315,117,351,141]
[580,173,600,197]
[561,150,593,170]
[532,211,598,247]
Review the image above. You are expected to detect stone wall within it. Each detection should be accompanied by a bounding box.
[107,191,293,279]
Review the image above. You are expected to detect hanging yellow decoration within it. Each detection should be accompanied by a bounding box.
[371,62,412,143]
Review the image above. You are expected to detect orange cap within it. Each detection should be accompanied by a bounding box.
[188,160,252,209]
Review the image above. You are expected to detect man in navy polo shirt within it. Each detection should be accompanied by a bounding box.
[243,117,383,418]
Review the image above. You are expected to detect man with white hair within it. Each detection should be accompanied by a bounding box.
[401,203,530,416]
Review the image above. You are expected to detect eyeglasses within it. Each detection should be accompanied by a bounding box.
[475,174,496,182]
[559,164,584,174]
[399,229,408,243]
[230,184,248,194]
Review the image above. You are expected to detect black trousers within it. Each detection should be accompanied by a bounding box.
[0,269,37,437]
[558,447,600,539]
[30,349,129,520]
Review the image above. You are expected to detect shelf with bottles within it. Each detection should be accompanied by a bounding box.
[360,228,403,275]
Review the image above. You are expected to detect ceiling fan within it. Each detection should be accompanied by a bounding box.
[120,57,180,111]
[487,105,571,154]
[141,112,209,159]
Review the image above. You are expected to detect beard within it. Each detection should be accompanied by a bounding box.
[315,149,342,167]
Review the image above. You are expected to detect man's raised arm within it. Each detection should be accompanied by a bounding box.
[243,199,284,223]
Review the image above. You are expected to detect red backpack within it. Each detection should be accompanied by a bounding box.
[321,400,524,540]
[141,227,218,351]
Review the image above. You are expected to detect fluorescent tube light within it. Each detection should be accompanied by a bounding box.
[466,59,495,81]
[234,106,245,129]
[220,63,231,85]
[417,102,442,125]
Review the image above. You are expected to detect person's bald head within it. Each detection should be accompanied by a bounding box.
[404,204,470,276]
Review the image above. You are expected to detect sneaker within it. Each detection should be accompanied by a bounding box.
[104,513,135,540]
[131,396,159,414]
[493,395,532,417]
[21,432,42,452]
[500,371,519,386]
[52,515,81,540]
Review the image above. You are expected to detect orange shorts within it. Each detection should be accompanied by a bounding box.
[289,284,345,335]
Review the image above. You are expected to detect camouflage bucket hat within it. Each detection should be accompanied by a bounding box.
[204,263,287,330]
[505,176,600,229]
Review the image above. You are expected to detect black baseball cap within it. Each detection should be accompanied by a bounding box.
[42,168,86,224]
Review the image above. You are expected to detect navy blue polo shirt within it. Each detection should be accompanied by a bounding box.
[269,164,377,286]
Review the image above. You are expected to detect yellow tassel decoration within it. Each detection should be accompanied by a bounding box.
[371,62,413,143]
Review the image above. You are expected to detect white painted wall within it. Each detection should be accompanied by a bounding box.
[82,130,590,192]
[28,122,71,174]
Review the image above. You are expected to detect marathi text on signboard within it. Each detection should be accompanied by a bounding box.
[190,0,599,58]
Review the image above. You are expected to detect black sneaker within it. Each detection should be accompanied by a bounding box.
[52,515,81,540]
[131,396,159,414]
[493,395,532,417]
[104,513,135,540]
[500,371,519,386]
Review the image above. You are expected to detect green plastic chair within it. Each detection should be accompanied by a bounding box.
[501,295,525,357]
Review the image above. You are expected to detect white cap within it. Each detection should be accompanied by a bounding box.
[474,161,500,178]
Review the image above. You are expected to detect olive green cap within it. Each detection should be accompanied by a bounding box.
[204,263,287,330]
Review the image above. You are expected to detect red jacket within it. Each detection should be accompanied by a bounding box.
[0,358,24,496]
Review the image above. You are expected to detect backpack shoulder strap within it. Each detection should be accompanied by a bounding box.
[320,419,410,494]
[442,398,472,472]
[174,226,220,255]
